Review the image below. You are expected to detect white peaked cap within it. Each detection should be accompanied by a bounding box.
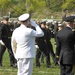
[18,13,30,21]
[58,23,63,27]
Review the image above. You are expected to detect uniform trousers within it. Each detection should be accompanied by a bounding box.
[46,41,55,63]
[0,44,16,66]
[17,58,33,75]
[60,63,73,75]
[36,48,50,67]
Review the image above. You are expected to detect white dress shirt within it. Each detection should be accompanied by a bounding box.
[11,24,44,59]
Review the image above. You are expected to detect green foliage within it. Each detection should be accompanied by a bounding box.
[0,0,15,16]
[0,0,75,18]
[61,0,75,10]
[25,0,46,13]
[0,0,12,9]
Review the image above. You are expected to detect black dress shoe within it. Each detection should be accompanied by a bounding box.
[55,63,59,66]
[10,64,17,68]
[36,65,40,68]
[0,64,2,67]
[36,66,40,68]
[47,65,53,68]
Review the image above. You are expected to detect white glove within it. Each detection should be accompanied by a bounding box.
[30,20,37,27]
[35,45,39,49]
[0,40,5,45]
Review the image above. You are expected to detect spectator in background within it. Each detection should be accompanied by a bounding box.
[9,21,14,33]
[45,22,56,65]
[0,16,16,67]
[55,22,64,66]
[52,21,58,38]
[35,21,52,68]
[14,20,21,29]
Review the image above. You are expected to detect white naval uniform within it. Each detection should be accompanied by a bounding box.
[11,24,44,75]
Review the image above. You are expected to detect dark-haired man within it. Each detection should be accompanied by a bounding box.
[56,16,75,75]
[0,16,16,67]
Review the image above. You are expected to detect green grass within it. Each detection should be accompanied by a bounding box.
[0,38,60,75]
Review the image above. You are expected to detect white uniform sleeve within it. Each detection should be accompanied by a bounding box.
[30,20,44,37]
[11,32,17,57]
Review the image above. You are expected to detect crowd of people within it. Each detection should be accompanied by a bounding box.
[0,13,75,75]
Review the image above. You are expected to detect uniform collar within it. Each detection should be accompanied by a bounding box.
[66,25,72,29]
[20,24,27,28]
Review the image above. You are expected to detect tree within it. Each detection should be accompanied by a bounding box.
[45,0,50,8]
[0,0,12,16]
[0,0,75,18]
[61,0,75,11]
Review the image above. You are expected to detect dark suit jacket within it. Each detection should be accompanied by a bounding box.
[0,24,12,49]
[35,28,49,53]
[56,27,75,64]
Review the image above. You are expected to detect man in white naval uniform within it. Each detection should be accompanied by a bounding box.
[11,13,44,75]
